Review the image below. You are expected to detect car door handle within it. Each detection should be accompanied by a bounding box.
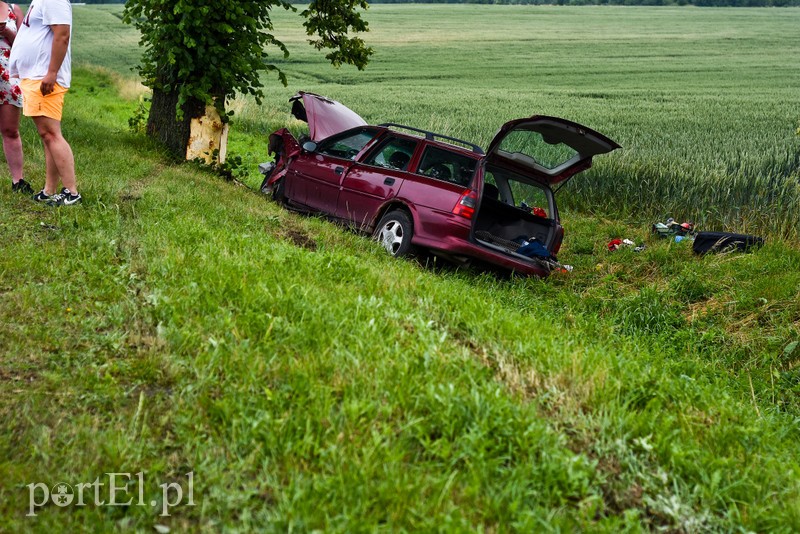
[384,177,395,186]
[334,166,344,175]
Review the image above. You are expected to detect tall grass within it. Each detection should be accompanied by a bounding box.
[223,6,800,238]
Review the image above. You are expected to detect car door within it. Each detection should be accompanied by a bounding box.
[288,128,379,212]
[337,136,420,229]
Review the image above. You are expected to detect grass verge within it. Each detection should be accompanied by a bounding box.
[1,66,799,531]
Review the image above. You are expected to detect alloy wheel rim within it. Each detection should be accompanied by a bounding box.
[379,220,404,254]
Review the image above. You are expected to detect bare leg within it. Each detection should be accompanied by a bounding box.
[0,104,24,184]
[32,115,76,195]
[41,141,59,195]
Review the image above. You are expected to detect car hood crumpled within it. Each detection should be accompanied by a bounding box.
[290,92,367,142]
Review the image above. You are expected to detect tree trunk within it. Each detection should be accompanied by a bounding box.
[146,87,200,158]
[147,87,228,164]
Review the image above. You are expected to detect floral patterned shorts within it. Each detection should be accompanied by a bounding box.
[0,47,23,107]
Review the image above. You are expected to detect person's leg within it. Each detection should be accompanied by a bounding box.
[41,138,59,195]
[32,115,76,194]
[0,104,24,184]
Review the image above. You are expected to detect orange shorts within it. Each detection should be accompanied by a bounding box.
[20,79,68,121]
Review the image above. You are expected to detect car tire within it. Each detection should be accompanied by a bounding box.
[260,171,286,204]
[259,171,272,195]
[375,210,414,258]
[272,178,286,204]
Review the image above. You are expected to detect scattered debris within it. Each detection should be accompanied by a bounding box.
[650,218,763,254]
[514,236,551,259]
[692,231,764,255]
[511,235,573,274]
[607,238,645,252]
[652,218,695,239]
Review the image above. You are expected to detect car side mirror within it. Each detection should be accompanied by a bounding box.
[302,141,317,152]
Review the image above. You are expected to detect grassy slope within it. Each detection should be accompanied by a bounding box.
[0,5,798,532]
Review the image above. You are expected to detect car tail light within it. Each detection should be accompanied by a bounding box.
[452,190,478,219]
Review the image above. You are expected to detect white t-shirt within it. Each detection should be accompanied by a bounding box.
[9,0,72,88]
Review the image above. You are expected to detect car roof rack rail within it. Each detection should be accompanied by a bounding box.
[378,123,485,154]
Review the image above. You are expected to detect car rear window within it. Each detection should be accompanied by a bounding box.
[496,130,578,170]
[417,146,477,187]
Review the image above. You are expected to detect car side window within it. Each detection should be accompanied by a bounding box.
[316,128,379,160]
[418,146,477,187]
[363,137,419,171]
[487,169,550,217]
[511,183,549,217]
[482,172,501,201]
[507,178,550,217]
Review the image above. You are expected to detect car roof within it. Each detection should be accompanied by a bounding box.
[290,91,484,159]
[376,123,484,158]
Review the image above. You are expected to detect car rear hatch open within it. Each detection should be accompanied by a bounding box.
[484,115,620,187]
[290,92,368,142]
[472,116,619,264]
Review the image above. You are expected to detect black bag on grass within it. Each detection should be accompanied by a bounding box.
[692,231,764,255]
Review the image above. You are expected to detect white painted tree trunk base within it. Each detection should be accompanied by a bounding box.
[186,105,229,163]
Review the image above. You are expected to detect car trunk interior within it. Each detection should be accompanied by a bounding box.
[472,165,557,262]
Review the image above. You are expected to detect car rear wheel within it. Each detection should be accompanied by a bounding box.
[375,210,414,258]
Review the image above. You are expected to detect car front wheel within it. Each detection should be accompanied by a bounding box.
[271,177,286,204]
[375,210,414,258]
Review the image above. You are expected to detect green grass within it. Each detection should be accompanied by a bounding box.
[1,5,799,532]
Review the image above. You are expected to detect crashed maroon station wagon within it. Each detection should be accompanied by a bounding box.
[260,92,619,277]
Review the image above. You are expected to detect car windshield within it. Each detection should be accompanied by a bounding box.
[495,129,578,170]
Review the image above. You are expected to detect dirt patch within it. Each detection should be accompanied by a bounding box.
[283,229,317,251]
[0,368,38,383]
[119,192,142,202]
[602,481,645,516]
